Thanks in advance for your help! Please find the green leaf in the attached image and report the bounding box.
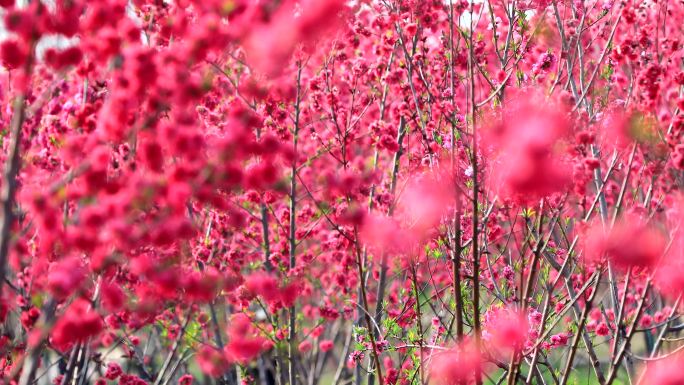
[184,321,201,347]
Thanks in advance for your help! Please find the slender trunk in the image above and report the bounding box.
[288,63,303,385]
[468,3,482,384]
[0,94,26,300]
[560,272,602,385]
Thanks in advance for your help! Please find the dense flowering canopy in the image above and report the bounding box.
[0,0,683,385]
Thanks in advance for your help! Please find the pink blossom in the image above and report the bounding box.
[429,342,483,385]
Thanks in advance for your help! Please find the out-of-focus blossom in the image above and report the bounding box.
[584,213,666,269]
[429,342,483,385]
[485,95,572,202]
[483,306,530,353]
[638,351,684,385]
[51,299,103,351]
[243,0,347,76]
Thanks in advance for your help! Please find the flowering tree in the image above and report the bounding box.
[0,0,683,384]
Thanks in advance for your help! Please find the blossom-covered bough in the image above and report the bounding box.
[0,0,683,384]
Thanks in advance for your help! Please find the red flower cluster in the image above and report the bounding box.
[51,299,103,351]
[0,0,682,384]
